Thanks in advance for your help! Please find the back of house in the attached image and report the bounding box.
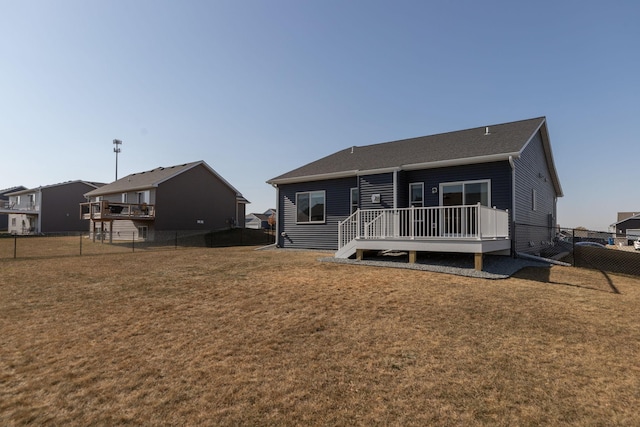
[82,160,249,241]
[268,117,562,258]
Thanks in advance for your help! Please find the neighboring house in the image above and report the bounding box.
[81,160,249,241]
[0,186,27,231]
[245,209,277,229]
[1,181,104,235]
[267,117,563,268]
[610,212,640,243]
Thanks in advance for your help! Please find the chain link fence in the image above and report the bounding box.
[514,222,640,276]
[0,228,276,260]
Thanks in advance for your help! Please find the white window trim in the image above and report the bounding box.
[137,190,150,204]
[122,193,128,203]
[409,182,424,207]
[295,190,326,224]
[439,179,491,206]
[350,187,358,214]
[137,225,148,239]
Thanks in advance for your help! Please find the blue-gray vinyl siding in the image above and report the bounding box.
[359,173,394,210]
[277,177,357,250]
[403,162,512,211]
[276,163,515,250]
[513,130,559,254]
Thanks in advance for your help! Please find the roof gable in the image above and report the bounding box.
[84,160,247,201]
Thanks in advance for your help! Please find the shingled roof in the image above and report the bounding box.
[85,160,248,202]
[268,117,562,196]
[6,181,104,195]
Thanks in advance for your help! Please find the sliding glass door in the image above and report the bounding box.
[440,180,490,236]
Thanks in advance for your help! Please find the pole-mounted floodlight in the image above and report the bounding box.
[113,139,122,180]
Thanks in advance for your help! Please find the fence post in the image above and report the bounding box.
[175,231,178,249]
[132,231,135,252]
[79,232,83,256]
[572,228,575,267]
[14,234,17,259]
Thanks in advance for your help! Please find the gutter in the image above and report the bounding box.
[268,153,520,186]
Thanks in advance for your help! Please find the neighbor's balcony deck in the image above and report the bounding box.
[80,201,156,221]
[337,204,510,259]
[0,200,39,215]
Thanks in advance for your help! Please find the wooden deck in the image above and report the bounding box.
[337,205,511,270]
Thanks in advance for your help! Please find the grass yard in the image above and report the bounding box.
[1,246,639,425]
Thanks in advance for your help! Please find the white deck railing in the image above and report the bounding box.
[338,204,509,249]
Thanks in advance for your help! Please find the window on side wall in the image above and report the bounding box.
[296,191,325,223]
[350,187,359,214]
[532,189,537,211]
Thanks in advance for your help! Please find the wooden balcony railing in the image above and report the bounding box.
[80,201,155,220]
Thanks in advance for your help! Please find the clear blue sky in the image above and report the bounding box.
[1,0,638,230]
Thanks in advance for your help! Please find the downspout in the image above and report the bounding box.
[393,169,398,210]
[37,188,42,233]
[509,156,516,221]
[509,156,516,256]
[271,184,280,247]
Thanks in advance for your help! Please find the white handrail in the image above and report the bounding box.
[338,205,509,249]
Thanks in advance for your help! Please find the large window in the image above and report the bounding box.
[409,183,424,207]
[296,191,325,223]
[440,180,490,207]
[350,188,359,214]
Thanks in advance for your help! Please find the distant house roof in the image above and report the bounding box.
[268,117,562,197]
[0,186,27,197]
[247,213,270,221]
[6,181,104,196]
[85,160,249,203]
[611,212,640,227]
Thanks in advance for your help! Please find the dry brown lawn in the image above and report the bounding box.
[1,246,639,426]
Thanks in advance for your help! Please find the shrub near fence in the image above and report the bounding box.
[514,222,640,277]
[0,228,275,260]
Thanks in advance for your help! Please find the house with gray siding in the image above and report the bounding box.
[0,186,27,231]
[1,182,104,234]
[81,160,249,241]
[267,117,563,268]
[246,209,276,230]
[610,212,640,243]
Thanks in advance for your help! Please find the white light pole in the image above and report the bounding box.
[113,139,122,180]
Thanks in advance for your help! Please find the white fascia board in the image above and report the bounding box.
[84,185,156,198]
[356,167,402,176]
[267,170,359,185]
[401,153,520,171]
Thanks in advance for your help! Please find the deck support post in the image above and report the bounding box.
[474,253,483,271]
[409,251,417,263]
[356,249,364,261]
